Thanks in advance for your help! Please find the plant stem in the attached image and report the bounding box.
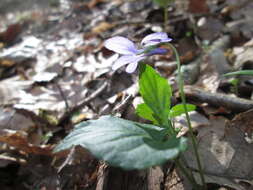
[164,7,168,31]
[168,43,206,189]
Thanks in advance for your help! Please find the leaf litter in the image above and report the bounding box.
[0,0,253,189]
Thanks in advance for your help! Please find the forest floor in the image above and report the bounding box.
[0,0,253,189]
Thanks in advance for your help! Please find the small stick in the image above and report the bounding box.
[57,147,75,173]
[55,83,70,112]
[184,86,253,112]
[96,163,109,190]
[58,81,108,125]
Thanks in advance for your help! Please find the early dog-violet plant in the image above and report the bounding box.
[54,33,205,188]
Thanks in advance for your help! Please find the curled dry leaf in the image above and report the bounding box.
[0,129,53,156]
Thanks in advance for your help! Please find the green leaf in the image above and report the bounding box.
[136,103,158,124]
[54,116,187,170]
[152,0,173,8]
[169,104,196,118]
[139,64,172,125]
[224,70,253,76]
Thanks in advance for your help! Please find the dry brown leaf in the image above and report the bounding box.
[174,111,210,137]
[0,129,53,155]
[91,22,115,34]
[0,107,35,131]
[0,23,22,45]
[188,0,209,13]
[0,154,26,167]
[88,0,107,9]
[195,36,231,92]
[164,168,192,190]
[0,59,16,67]
[184,113,253,188]
[230,109,253,143]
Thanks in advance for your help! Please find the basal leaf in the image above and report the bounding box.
[169,104,196,118]
[136,103,159,124]
[139,64,172,125]
[54,116,187,170]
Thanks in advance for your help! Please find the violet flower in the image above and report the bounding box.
[104,32,172,73]
[141,32,172,47]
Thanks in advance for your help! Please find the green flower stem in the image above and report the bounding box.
[167,43,206,189]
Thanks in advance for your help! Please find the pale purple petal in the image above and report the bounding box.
[125,56,144,73]
[112,55,144,71]
[141,32,172,47]
[104,36,138,55]
[126,62,138,73]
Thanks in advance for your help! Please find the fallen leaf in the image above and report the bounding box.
[91,22,115,34]
[88,0,107,9]
[0,129,53,155]
[230,109,253,144]
[0,59,16,67]
[0,107,35,131]
[188,0,209,13]
[195,36,232,92]
[0,76,33,105]
[184,114,253,187]
[0,154,26,167]
[173,111,210,136]
[0,23,22,45]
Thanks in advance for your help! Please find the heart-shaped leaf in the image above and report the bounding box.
[54,115,187,170]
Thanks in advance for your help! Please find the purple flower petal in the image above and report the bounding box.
[145,48,168,56]
[126,61,138,73]
[141,32,172,47]
[112,55,144,71]
[104,36,138,55]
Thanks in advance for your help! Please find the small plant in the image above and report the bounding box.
[152,0,175,30]
[228,78,239,95]
[54,33,206,189]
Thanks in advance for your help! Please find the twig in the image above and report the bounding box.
[96,162,109,190]
[55,83,70,112]
[112,94,133,115]
[184,86,253,112]
[147,166,164,190]
[57,147,75,173]
[58,81,108,125]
